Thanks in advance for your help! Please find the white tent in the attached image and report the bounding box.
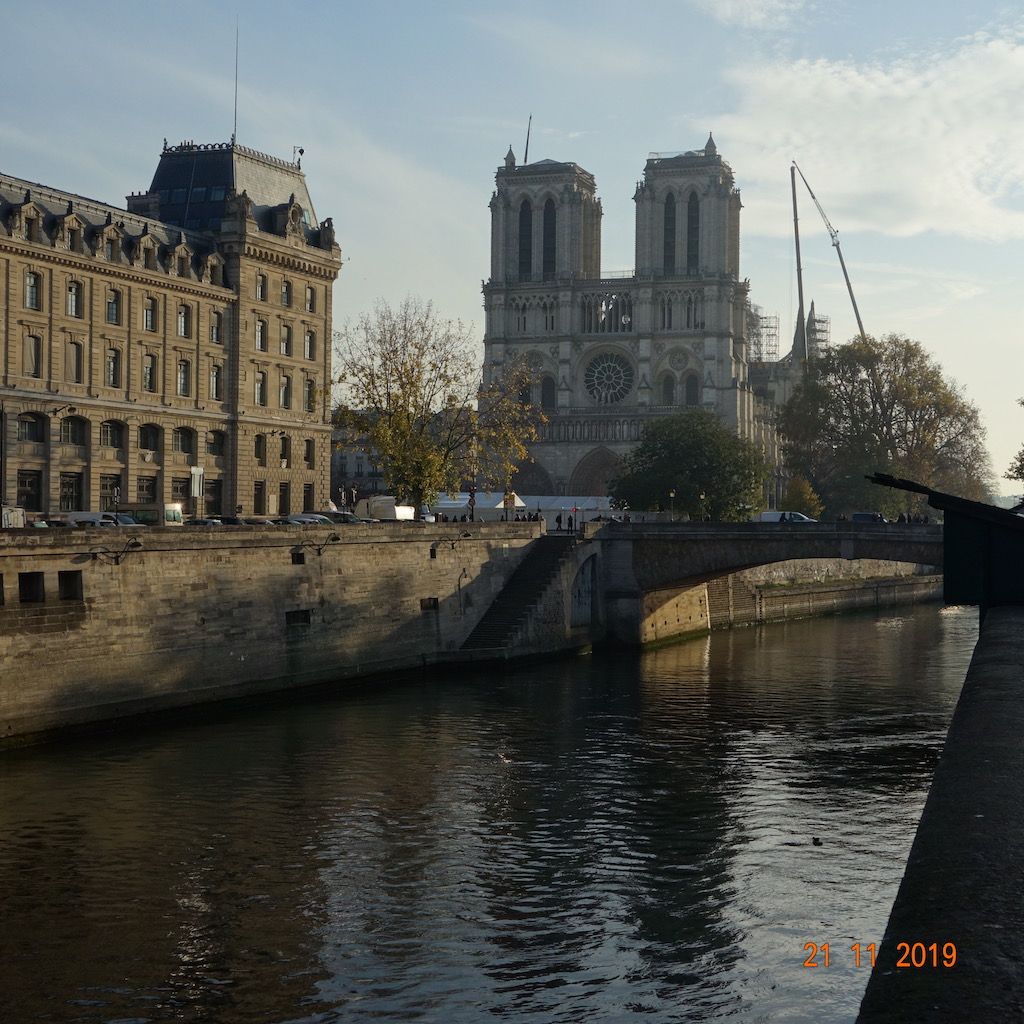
[429,491,527,522]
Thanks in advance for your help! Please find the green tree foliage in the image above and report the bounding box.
[333,297,544,513]
[1005,398,1024,483]
[610,409,769,521]
[777,334,991,519]
[781,475,824,520]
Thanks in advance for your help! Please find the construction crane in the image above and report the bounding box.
[792,161,867,343]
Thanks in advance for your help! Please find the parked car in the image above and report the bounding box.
[310,510,363,524]
[182,517,224,526]
[276,514,333,525]
[753,511,817,523]
[47,511,143,527]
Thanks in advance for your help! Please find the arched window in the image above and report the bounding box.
[176,359,191,396]
[684,372,700,405]
[139,423,161,450]
[105,348,122,388]
[664,192,676,274]
[67,281,83,318]
[541,376,557,409]
[17,413,44,442]
[24,335,41,378]
[66,340,83,383]
[662,374,675,405]
[542,198,556,280]
[60,416,86,445]
[25,271,41,310]
[686,193,700,274]
[106,289,122,325]
[660,296,673,330]
[206,430,226,456]
[177,304,191,338]
[100,420,125,448]
[254,433,267,464]
[518,199,533,281]
[142,354,157,392]
[171,427,194,454]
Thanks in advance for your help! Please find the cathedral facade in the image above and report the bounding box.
[0,140,341,517]
[482,136,776,497]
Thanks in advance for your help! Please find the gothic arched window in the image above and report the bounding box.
[686,192,700,274]
[684,372,700,405]
[518,199,533,281]
[664,192,676,274]
[542,199,556,280]
[662,374,675,406]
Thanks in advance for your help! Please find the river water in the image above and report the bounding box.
[1,604,976,1024]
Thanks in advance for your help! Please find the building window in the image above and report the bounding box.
[256,273,267,301]
[662,374,675,405]
[143,246,157,271]
[540,378,556,409]
[59,471,83,511]
[542,198,556,280]
[254,433,267,465]
[684,372,700,405]
[171,477,189,502]
[67,227,82,254]
[171,427,194,454]
[18,469,43,511]
[19,572,45,604]
[210,363,223,400]
[304,330,316,360]
[177,305,191,338]
[279,374,292,409]
[58,570,84,602]
[280,324,292,356]
[255,318,267,351]
[177,360,191,396]
[253,479,266,514]
[210,311,222,344]
[100,473,122,510]
[142,354,157,392]
[304,438,315,467]
[24,335,41,379]
[144,297,157,331]
[106,289,122,325]
[100,420,124,448]
[177,254,188,278]
[686,192,700,274]
[279,435,291,464]
[255,371,267,406]
[281,280,292,306]
[664,192,676,275]
[278,482,291,516]
[67,281,83,318]
[66,340,83,383]
[139,423,161,451]
[106,348,122,388]
[206,430,226,456]
[105,236,118,262]
[304,378,316,412]
[60,417,86,446]
[518,200,532,281]
[25,271,41,310]
[137,475,157,503]
[17,414,43,442]
[305,286,316,313]
[24,215,38,243]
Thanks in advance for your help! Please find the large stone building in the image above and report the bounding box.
[482,135,780,497]
[0,139,341,517]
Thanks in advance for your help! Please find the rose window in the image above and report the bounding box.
[584,352,634,404]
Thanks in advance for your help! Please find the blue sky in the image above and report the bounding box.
[5,0,1024,491]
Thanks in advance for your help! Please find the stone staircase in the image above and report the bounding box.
[460,534,577,651]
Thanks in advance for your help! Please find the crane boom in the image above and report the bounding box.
[792,162,867,342]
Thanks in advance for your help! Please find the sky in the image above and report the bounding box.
[4,0,1024,493]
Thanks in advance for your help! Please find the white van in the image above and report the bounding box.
[115,502,184,526]
[754,511,817,523]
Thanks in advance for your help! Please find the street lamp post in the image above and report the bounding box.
[669,489,675,521]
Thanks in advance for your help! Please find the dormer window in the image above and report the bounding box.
[68,228,81,253]
[105,236,118,261]
[143,246,156,271]
[25,215,38,243]
[177,255,188,278]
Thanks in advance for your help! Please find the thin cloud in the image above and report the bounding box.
[686,0,810,30]
[715,24,1024,242]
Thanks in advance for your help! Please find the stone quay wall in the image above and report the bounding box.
[0,522,539,743]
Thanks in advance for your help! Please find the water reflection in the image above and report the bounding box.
[0,605,975,1023]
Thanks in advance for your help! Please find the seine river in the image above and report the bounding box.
[1,604,976,1023]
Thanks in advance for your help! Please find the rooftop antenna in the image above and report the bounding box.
[523,114,532,165]
[231,16,239,145]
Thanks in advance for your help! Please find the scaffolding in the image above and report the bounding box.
[750,313,780,363]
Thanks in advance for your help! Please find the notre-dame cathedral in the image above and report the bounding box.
[482,135,789,498]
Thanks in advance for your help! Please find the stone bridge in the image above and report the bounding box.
[574,521,943,645]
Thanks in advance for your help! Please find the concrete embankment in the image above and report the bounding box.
[857,605,1024,1022]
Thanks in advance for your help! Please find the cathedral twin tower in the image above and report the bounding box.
[482,134,770,497]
